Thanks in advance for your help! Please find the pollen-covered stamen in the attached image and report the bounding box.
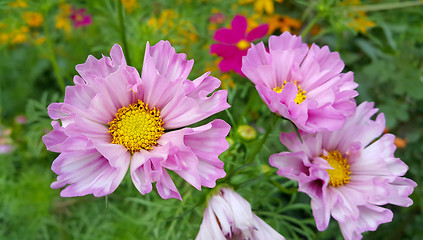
[320,150,351,187]
[273,80,307,104]
[236,39,250,50]
[108,100,164,154]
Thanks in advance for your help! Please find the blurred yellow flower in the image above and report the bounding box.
[0,33,9,44]
[348,12,375,34]
[11,27,28,44]
[8,0,27,8]
[35,36,46,45]
[56,15,71,33]
[341,0,376,34]
[23,12,44,27]
[246,13,266,31]
[239,0,283,15]
[55,3,72,33]
[220,74,235,89]
[121,0,138,13]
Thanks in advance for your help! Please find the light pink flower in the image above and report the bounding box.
[210,15,268,76]
[242,32,358,133]
[43,41,231,200]
[269,102,416,240]
[196,188,285,240]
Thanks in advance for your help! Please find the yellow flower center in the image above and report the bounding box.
[236,39,250,50]
[320,150,351,187]
[108,100,164,153]
[75,14,83,22]
[273,80,307,104]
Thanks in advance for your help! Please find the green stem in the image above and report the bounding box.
[225,109,237,130]
[117,0,131,66]
[301,15,320,38]
[44,17,65,92]
[347,1,423,12]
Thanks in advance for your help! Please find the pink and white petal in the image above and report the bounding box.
[269,151,309,181]
[42,121,68,153]
[130,147,170,195]
[75,44,126,82]
[300,44,345,90]
[372,177,416,207]
[268,32,308,58]
[47,102,68,120]
[168,148,202,190]
[144,41,194,82]
[64,115,110,142]
[208,196,234,236]
[160,79,229,128]
[306,105,346,132]
[242,42,271,85]
[51,149,129,197]
[196,206,227,240]
[351,134,407,177]
[339,204,393,240]
[60,135,94,152]
[246,24,269,42]
[184,120,230,187]
[93,141,131,170]
[310,197,331,231]
[64,76,96,110]
[270,49,303,87]
[252,214,285,240]
[279,132,305,152]
[156,169,182,200]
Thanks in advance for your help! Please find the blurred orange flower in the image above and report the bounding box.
[23,12,44,27]
[267,14,301,34]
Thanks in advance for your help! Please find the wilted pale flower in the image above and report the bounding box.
[242,32,358,133]
[211,15,268,76]
[196,188,285,240]
[269,102,416,240]
[43,41,231,200]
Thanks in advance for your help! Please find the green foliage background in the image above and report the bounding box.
[0,0,422,239]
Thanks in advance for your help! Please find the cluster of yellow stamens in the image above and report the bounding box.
[236,39,250,50]
[108,100,164,154]
[320,150,351,187]
[273,80,307,104]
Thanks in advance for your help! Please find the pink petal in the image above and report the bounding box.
[51,149,129,197]
[144,41,194,82]
[246,24,268,42]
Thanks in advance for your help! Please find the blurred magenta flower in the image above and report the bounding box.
[242,32,358,133]
[196,188,285,240]
[70,7,92,28]
[209,12,225,24]
[269,102,416,240]
[43,42,231,200]
[211,15,268,76]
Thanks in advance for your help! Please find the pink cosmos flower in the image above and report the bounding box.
[269,102,416,240]
[210,15,268,76]
[43,41,231,200]
[70,7,92,28]
[242,32,358,133]
[196,188,285,240]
